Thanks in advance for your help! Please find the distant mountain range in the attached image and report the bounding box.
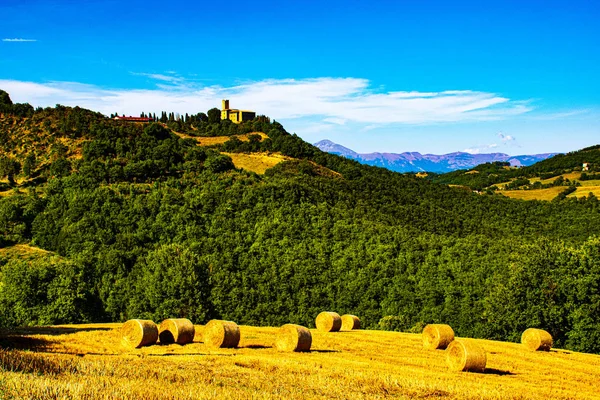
[314,140,557,173]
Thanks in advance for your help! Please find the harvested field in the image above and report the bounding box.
[223,152,292,174]
[1,323,599,399]
[500,187,565,201]
[569,185,600,198]
[178,132,269,146]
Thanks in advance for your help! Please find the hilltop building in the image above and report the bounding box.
[221,100,256,123]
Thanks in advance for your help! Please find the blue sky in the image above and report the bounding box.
[1,0,598,155]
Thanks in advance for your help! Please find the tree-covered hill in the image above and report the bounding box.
[1,90,600,354]
[429,145,600,191]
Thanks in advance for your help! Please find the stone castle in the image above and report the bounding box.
[221,100,256,124]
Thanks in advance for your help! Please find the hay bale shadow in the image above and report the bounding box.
[310,349,341,353]
[146,353,211,357]
[243,344,272,349]
[0,335,53,351]
[9,326,112,336]
[483,368,516,376]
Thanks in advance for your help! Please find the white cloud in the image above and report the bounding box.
[498,132,515,142]
[2,38,37,42]
[323,117,347,125]
[0,77,533,126]
[465,131,522,154]
[464,143,499,154]
[498,132,521,148]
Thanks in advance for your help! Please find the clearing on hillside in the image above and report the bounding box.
[568,185,600,198]
[0,323,599,399]
[176,132,269,146]
[223,152,292,174]
[0,244,53,261]
[500,187,566,201]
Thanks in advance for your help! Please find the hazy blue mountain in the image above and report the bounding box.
[314,140,556,173]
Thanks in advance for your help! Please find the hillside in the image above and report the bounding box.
[314,139,555,173]
[2,89,600,358]
[429,145,600,197]
[1,322,599,399]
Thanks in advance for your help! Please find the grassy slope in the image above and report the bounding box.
[223,152,293,175]
[1,323,599,399]
[174,131,269,146]
[430,146,600,201]
[0,244,55,265]
[500,172,600,200]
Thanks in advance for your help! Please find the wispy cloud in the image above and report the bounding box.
[2,38,37,42]
[131,72,184,84]
[0,77,534,126]
[530,109,592,120]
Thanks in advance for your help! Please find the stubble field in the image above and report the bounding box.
[1,323,599,399]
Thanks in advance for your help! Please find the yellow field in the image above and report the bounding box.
[500,187,566,201]
[532,172,581,186]
[492,181,512,189]
[177,132,269,147]
[579,179,600,187]
[1,323,599,399]
[501,184,600,201]
[569,186,600,198]
[497,172,600,200]
[223,152,292,174]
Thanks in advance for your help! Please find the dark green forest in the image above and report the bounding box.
[1,89,600,354]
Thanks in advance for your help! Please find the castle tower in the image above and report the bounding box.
[222,99,230,110]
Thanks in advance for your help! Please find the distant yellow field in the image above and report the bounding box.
[500,187,566,201]
[578,179,600,187]
[223,152,292,174]
[535,172,581,185]
[569,186,600,198]
[496,171,600,201]
[0,323,598,399]
[501,185,600,201]
[493,181,512,189]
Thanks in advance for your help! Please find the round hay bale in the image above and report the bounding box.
[315,312,342,332]
[341,314,361,331]
[422,324,455,350]
[158,318,195,345]
[521,328,553,351]
[275,324,312,352]
[121,319,158,348]
[446,340,487,372]
[203,320,240,349]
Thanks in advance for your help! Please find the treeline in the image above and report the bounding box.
[0,90,34,118]
[1,97,600,355]
[110,106,271,139]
